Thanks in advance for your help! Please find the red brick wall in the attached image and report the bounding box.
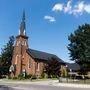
[12,36,28,77]
[12,35,45,77]
[12,35,65,78]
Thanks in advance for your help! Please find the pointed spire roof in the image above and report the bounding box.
[19,10,26,36]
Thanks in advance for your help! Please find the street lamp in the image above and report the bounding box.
[65,65,68,83]
[70,69,72,79]
[22,69,26,78]
[9,64,16,77]
[9,65,15,73]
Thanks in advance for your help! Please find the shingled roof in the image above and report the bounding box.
[67,63,80,71]
[27,48,65,64]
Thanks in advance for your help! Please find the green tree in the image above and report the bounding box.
[0,36,14,75]
[45,57,61,78]
[68,24,90,73]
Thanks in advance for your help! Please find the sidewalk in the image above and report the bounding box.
[52,81,90,88]
[0,79,90,88]
[30,80,90,88]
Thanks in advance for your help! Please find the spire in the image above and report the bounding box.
[19,10,26,36]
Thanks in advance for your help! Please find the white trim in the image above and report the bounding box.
[19,29,20,35]
[22,41,24,45]
[22,55,24,59]
[28,59,29,69]
[16,41,18,46]
[25,41,26,46]
[24,29,26,35]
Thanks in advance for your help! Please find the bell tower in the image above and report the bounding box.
[12,11,28,76]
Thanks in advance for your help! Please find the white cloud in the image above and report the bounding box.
[64,0,72,14]
[72,1,85,16]
[52,0,90,16]
[52,3,64,12]
[44,15,56,22]
[84,4,90,13]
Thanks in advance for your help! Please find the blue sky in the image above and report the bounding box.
[0,0,90,62]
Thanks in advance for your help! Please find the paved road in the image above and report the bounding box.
[0,82,90,90]
[0,84,13,90]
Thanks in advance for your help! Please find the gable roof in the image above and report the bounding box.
[67,63,80,71]
[27,48,65,64]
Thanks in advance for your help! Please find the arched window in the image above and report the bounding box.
[22,41,24,45]
[15,55,18,64]
[16,41,18,46]
[16,41,20,46]
[25,41,27,46]
[36,62,39,71]
[28,58,31,68]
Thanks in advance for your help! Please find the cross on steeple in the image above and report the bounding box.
[19,10,26,36]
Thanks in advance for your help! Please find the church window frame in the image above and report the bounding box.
[15,55,18,64]
[25,41,27,46]
[36,62,40,71]
[16,41,18,46]
[22,41,24,46]
[16,41,20,46]
[28,58,31,68]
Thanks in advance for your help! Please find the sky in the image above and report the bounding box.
[0,0,90,63]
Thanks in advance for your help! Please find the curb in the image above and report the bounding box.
[52,82,90,88]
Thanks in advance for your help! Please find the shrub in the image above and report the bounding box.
[52,75,57,78]
[40,72,45,79]
[31,75,36,80]
[25,74,32,79]
[13,77,18,80]
[18,73,25,80]
[8,76,12,79]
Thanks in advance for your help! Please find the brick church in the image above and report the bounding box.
[10,12,65,77]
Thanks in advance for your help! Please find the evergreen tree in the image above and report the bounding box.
[68,24,90,72]
[0,36,14,75]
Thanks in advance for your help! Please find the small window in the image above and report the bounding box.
[22,41,24,45]
[16,41,18,46]
[16,41,20,46]
[36,62,39,71]
[15,55,18,64]
[18,41,20,44]
[25,41,27,46]
[28,58,31,68]
[22,55,24,59]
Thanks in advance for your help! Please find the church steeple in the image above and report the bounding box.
[19,11,26,36]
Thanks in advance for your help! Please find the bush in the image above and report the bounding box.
[25,74,32,79]
[13,77,18,80]
[52,75,57,78]
[18,73,25,80]
[40,72,45,79]
[8,76,12,79]
[31,75,36,80]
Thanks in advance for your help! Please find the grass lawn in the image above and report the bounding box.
[65,79,90,84]
[0,77,58,82]
[58,78,90,84]
[1,77,90,84]
[72,79,90,84]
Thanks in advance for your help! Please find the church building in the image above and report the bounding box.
[10,12,65,77]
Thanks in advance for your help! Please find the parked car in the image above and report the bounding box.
[75,75,83,80]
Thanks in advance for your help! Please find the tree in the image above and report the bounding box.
[0,36,14,75]
[45,57,61,78]
[68,24,90,72]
